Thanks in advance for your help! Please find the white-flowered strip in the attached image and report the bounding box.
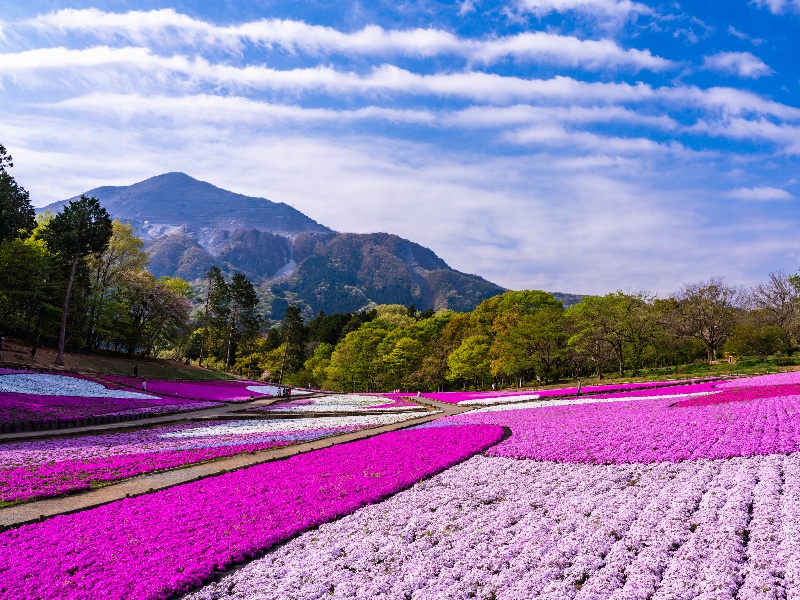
[162,412,431,438]
[267,393,425,412]
[467,392,719,413]
[0,373,160,399]
[780,453,800,595]
[457,394,541,406]
[652,458,756,600]
[186,453,800,600]
[738,454,783,600]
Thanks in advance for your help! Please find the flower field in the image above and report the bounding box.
[99,376,285,402]
[402,378,718,405]
[256,394,424,413]
[5,371,800,599]
[0,370,219,428]
[0,424,503,600]
[0,413,422,502]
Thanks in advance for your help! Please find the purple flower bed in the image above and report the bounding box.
[0,424,503,600]
[186,453,799,600]
[447,386,800,464]
[0,369,221,427]
[101,377,276,402]
[399,378,718,404]
[0,414,418,502]
[0,394,219,427]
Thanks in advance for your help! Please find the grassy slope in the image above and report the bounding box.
[0,339,232,381]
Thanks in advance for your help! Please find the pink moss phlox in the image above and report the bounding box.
[448,388,800,464]
[0,424,504,600]
[102,377,273,402]
[398,378,717,404]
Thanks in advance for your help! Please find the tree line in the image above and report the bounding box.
[2,143,799,389]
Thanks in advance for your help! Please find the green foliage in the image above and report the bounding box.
[447,335,492,388]
[0,144,35,243]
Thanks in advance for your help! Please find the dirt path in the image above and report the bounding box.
[0,399,471,529]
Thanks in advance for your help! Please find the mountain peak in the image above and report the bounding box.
[41,173,332,237]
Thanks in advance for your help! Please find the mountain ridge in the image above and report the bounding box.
[42,173,509,318]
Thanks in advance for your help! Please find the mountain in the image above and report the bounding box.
[42,173,507,319]
[41,172,331,241]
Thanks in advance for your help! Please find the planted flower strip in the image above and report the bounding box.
[188,453,800,600]
[259,394,424,413]
[449,385,800,463]
[400,378,717,404]
[0,413,420,502]
[0,370,220,427]
[101,377,280,402]
[0,424,504,600]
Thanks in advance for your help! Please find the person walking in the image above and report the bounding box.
[30,345,36,362]
[141,380,147,393]
[133,365,139,378]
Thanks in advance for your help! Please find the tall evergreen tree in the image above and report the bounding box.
[0,144,35,242]
[42,195,112,365]
[226,273,262,369]
[279,305,307,382]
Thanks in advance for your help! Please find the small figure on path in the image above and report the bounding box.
[141,380,147,393]
[29,345,36,362]
[491,382,496,391]
[577,379,582,396]
[133,365,138,378]
[0,332,4,359]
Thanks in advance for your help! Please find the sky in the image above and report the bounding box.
[2,0,800,296]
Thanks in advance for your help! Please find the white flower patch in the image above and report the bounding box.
[161,412,427,438]
[468,391,719,413]
[0,373,160,399]
[269,394,423,413]
[458,394,541,406]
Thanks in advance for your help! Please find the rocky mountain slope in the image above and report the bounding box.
[42,173,507,319]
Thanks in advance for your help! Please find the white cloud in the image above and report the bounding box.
[514,0,653,18]
[752,0,800,14]
[0,47,658,104]
[727,186,793,201]
[22,9,671,71]
[49,93,438,125]
[703,51,773,79]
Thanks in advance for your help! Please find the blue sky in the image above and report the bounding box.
[2,0,800,295]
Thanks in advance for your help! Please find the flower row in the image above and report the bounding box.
[0,413,423,502]
[447,382,800,463]
[258,394,424,413]
[0,424,504,599]
[186,452,800,600]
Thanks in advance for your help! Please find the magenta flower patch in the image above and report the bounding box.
[448,387,800,464]
[101,377,276,402]
[0,424,503,600]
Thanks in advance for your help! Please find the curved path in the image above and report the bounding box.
[0,397,470,529]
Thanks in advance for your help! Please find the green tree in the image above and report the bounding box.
[278,305,307,382]
[447,335,491,389]
[0,235,59,337]
[492,306,567,383]
[118,272,192,357]
[326,326,387,391]
[674,278,743,362]
[0,144,35,243]
[84,220,149,349]
[42,195,112,365]
[198,266,230,365]
[225,273,262,369]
